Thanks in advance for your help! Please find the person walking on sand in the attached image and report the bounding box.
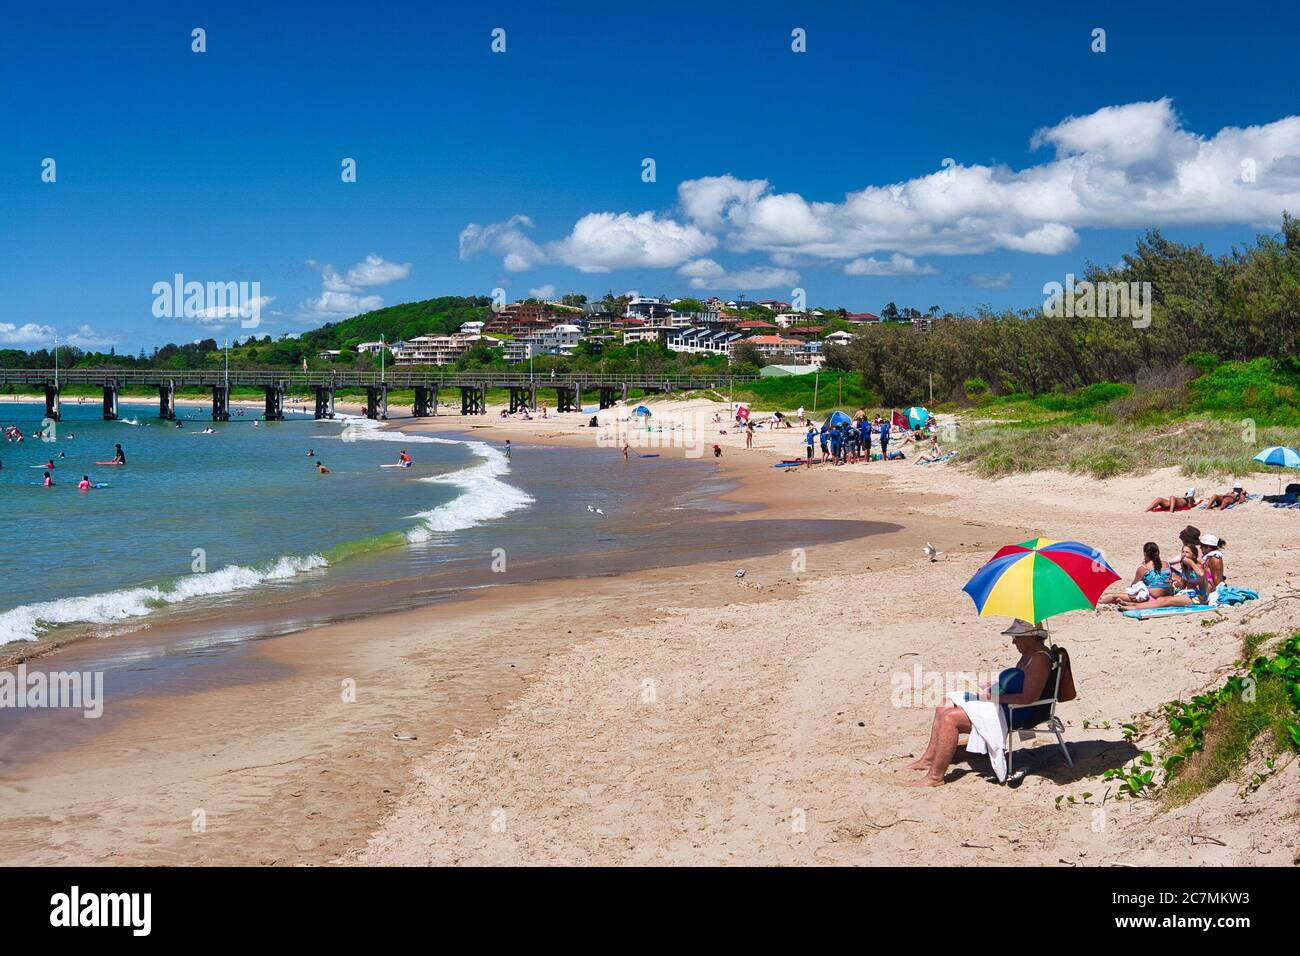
[805,425,816,461]
[622,438,629,460]
[504,440,511,460]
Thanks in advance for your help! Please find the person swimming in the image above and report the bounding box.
[78,475,91,490]
[316,460,330,474]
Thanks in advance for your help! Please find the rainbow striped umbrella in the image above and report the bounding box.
[962,538,1119,623]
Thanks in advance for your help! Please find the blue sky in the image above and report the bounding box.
[3,1,1299,351]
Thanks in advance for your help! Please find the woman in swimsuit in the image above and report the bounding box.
[1147,487,1196,512]
[1100,542,1174,604]
[1206,484,1246,510]
[907,619,1054,787]
[1132,543,1207,609]
[1198,534,1226,595]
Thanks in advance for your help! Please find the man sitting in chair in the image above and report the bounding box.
[907,619,1053,787]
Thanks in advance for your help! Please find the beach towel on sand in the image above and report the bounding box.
[1122,587,1258,619]
[948,691,1009,782]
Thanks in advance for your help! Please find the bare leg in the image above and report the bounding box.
[906,703,955,768]
[910,706,972,786]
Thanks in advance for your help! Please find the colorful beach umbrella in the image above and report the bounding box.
[904,405,931,428]
[962,538,1119,623]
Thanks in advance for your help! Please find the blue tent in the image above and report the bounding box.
[633,405,653,416]
[826,410,852,427]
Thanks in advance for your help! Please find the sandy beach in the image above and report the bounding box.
[1,398,1296,866]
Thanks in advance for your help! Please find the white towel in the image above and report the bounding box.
[948,691,1010,782]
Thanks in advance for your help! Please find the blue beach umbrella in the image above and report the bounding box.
[1253,445,1300,468]
[633,405,653,416]
[825,410,852,427]
[1254,445,1300,492]
[904,405,931,428]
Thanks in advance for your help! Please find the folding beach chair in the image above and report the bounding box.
[1002,645,1073,781]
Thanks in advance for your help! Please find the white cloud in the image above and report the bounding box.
[458,100,1300,280]
[550,212,716,273]
[65,324,118,348]
[843,253,936,276]
[346,254,411,287]
[0,322,55,345]
[301,255,404,319]
[677,258,799,291]
[184,295,277,328]
[458,215,545,272]
[528,283,557,299]
[677,175,772,232]
[688,100,1300,259]
[0,322,116,348]
[968,272,1014,289]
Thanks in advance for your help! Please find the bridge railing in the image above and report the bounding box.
[0,368,759,390]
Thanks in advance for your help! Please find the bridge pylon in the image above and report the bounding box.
[212,384,231,422]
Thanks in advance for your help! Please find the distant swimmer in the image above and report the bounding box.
[201,427,216,435]
[42,460,54,469]
[316,460,330,474]
[113,443,126,464]
[58,451,66,459]
[42,470,53,487]
[78,475,91,490]
[503,440,511,461]
[307,449,315,456]
[176,420,184,428]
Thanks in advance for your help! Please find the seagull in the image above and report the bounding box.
[595,508,604,515]
[735,569,746,579]
[923,542,942,562]
[587,505,595,512]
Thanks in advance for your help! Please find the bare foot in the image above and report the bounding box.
[904,758,931,770]
[908,775,945,787]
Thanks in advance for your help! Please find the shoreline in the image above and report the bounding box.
[1,398,1296,865]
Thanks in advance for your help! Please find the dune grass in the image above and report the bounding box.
[1160,633,1300,807]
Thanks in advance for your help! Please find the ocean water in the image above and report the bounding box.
[0,400,528,644]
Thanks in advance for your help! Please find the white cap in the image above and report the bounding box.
[1199,533,1220,547]
[1232,482,1242,490]
[1185,487,1196,498]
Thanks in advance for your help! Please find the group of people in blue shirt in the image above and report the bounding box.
[804,415,901,464]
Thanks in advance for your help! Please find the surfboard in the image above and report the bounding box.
[95,461,124,465]
[380,463,411,469]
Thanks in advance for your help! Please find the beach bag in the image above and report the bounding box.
[1054,645,1077,702]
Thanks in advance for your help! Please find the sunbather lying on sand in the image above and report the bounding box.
[1147,487,1198,512]
[1206,483,1247,509]
[906,620,1053,787]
